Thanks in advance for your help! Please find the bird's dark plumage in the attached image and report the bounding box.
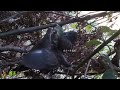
[53,50,71,67]
[31,28,54,50]
[12,25,77,74]
[21,49,59,71]
[57,31,77,52]
[64,31,77,45]
[17,28,60,73]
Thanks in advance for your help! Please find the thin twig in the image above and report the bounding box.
[54,71,98,76]
[0,11,32,24]
[44,11,73,18]
[0,46,28,53]
[84,59,92,79]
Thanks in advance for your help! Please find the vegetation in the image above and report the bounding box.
[0,11,120,79]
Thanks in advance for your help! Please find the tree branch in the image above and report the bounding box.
[72,29,120,79]
[44,11,73,18]
[54,71,97,76]
[84,59,91,79]
[0,46,28,53]
[0,11,32,24]
[0,11,117,38]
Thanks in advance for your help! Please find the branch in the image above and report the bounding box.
[0,46,28,53]
[72,29,120,79]
[54,71,97,76]
[44,11,73,18]
[0,11,32,24]
[84,59,91,79]
[0,11,117,38]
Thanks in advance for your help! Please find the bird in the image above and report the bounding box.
[11,28,60,74]
[53,50,71,67]
[31,27,56,50]
[21,28,60,72]
[11,25,77,75]
[21,49,59,72]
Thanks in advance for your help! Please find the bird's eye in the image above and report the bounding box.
[53,30,57,34]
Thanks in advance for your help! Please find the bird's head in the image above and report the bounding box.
[54,24,64,37]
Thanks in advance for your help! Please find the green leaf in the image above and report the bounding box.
[12,71,16,76]
[8,71,13,77]
[107,30,117,36]
[102,69,116,79]
[94,74,103,79]
[98,26,111,33]
[86,39,101,47]
[8,71,16,77]
[98,26,117,36]
[85,25,92,32]
[71,23,78,29]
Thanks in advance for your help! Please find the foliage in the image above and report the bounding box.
[0,11,119,79]
[71,23,78,29]
[102,69,116,79]
[85,25,92,32]
[8,71,16,77]
[86,39,101,47]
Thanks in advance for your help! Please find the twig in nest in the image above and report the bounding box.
[0,46,28,53]
[84,59,92,79]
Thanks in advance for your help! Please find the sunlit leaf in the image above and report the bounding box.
[99,26,117,36]
[9,71,16,77]
[9,71,13,77]
[71,23,78,29]
[95,74,103,79]
[107,30,117,36]
[98,26,111,33]
[85,25,92,32]
[86,39,101,47]
[102,69,116,79]
[12,71,16,76]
